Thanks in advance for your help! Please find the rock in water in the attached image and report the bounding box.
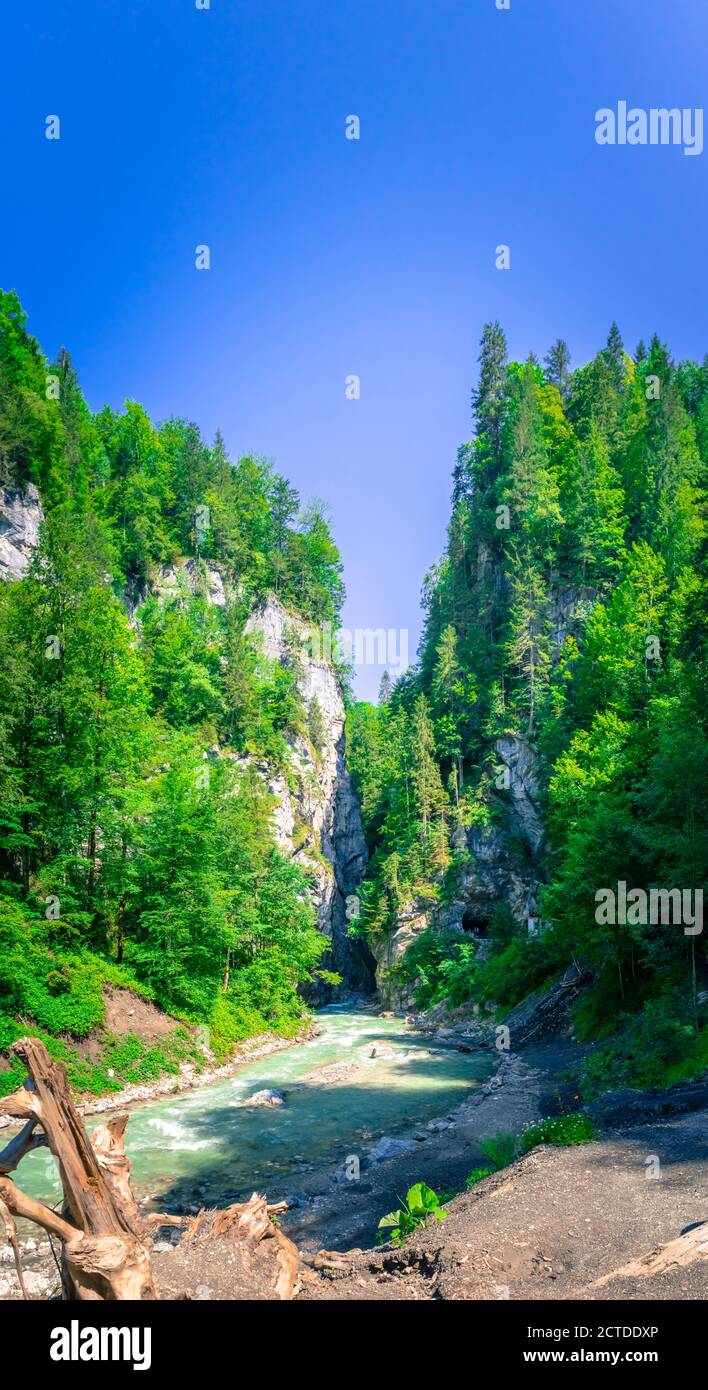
[245,1088,286,1108]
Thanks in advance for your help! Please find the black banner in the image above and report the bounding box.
[5,1298,701,1376]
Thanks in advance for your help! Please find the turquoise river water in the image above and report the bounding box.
[17,1008,492,1211]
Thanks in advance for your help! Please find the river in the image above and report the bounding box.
[17,1007,492,1213]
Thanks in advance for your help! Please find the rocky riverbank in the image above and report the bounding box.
[2,1010,706,1301]
[0,1021,319,1136]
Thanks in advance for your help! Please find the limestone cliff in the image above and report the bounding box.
[0,496,373,995]
[0,483,43,581]
[244,596,373,995]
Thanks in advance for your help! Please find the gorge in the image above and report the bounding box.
[0,296,707,1303]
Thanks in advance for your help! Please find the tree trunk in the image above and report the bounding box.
[0,1038,157,1300]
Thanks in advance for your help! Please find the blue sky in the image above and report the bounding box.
[2,0,707,698]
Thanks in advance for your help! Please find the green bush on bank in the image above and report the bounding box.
[581,993,708,1095]
[390,923,562,1013]
[519,1113,596,1151]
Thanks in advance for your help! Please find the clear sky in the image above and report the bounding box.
[2,0,706,698]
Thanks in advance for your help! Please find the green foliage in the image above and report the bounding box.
[389,929,478,1009]
[474,935,562,1011]
[464,1166,496,1189]
[377,1181,446,1247]
[519,1114,596,1152]
[464,1131,517,1188]
[464,1130,518,1188]
[480,1130,517,1169]
[348,320,707,1082]
[581,994,708,1095]
[0,294,347,1093]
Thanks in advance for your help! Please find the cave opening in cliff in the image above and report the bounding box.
[461,908,489,938]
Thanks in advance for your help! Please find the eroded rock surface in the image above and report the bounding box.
[0,483,43,581]
[245,596,373,994]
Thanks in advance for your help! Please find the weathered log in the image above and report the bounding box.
[592,1220,708,1287]
[0,1038,157,1301]
[91,1115,144,1238]
[163,1193,301,1301]
[0,1119,46,1174]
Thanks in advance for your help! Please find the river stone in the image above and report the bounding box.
[245,1088,285,1107]
[369,1136,415,1162]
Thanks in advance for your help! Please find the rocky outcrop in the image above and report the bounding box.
[245,597,373,995]
[123,558,230,617]
[374,905,430,1009]
[549,584,598,653]
[494,733,544,856]
[372,733,546,1007]
[502,961,591,1046]
[154,558,228,608]
[447,734,545,930]
[0,483,43,581]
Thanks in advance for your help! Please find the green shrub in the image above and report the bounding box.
[473,935,563,1011]
[581,992,708,1094]
[390,929,478,1009]
[520,1113,596,1152]
[377,1182,446,1247]
[464,1166,495,1189]
[480,1130,517,1169]
[463,1130,517,1189]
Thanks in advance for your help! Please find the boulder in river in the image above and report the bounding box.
[245,1088,286,1108]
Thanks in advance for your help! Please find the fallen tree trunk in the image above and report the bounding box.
[0,1037,157,1300]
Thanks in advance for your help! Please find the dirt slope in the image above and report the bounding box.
[296,1109,708,1300]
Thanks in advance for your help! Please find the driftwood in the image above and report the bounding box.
[169,1193,301,1301]
[0,1037,156,1300]
[0,1037,302,1302]
[592,1220,708,1287]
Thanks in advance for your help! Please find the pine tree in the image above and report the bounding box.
[559,426,627,586]
[411,694,447,845]
[472,321,508,460]
[604,321,626,387]
[378,670,393,705]
[544,338,572,401]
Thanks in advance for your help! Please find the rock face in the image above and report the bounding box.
[0,485,372,994]
[372,734,546,1008]
[153,558,228,609]
[123,558,229,617]
[245,597,374,996]
[375,905,430,1009]
[503,961,591,1046]
[549,584,598,654]
[0,483,43,581]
